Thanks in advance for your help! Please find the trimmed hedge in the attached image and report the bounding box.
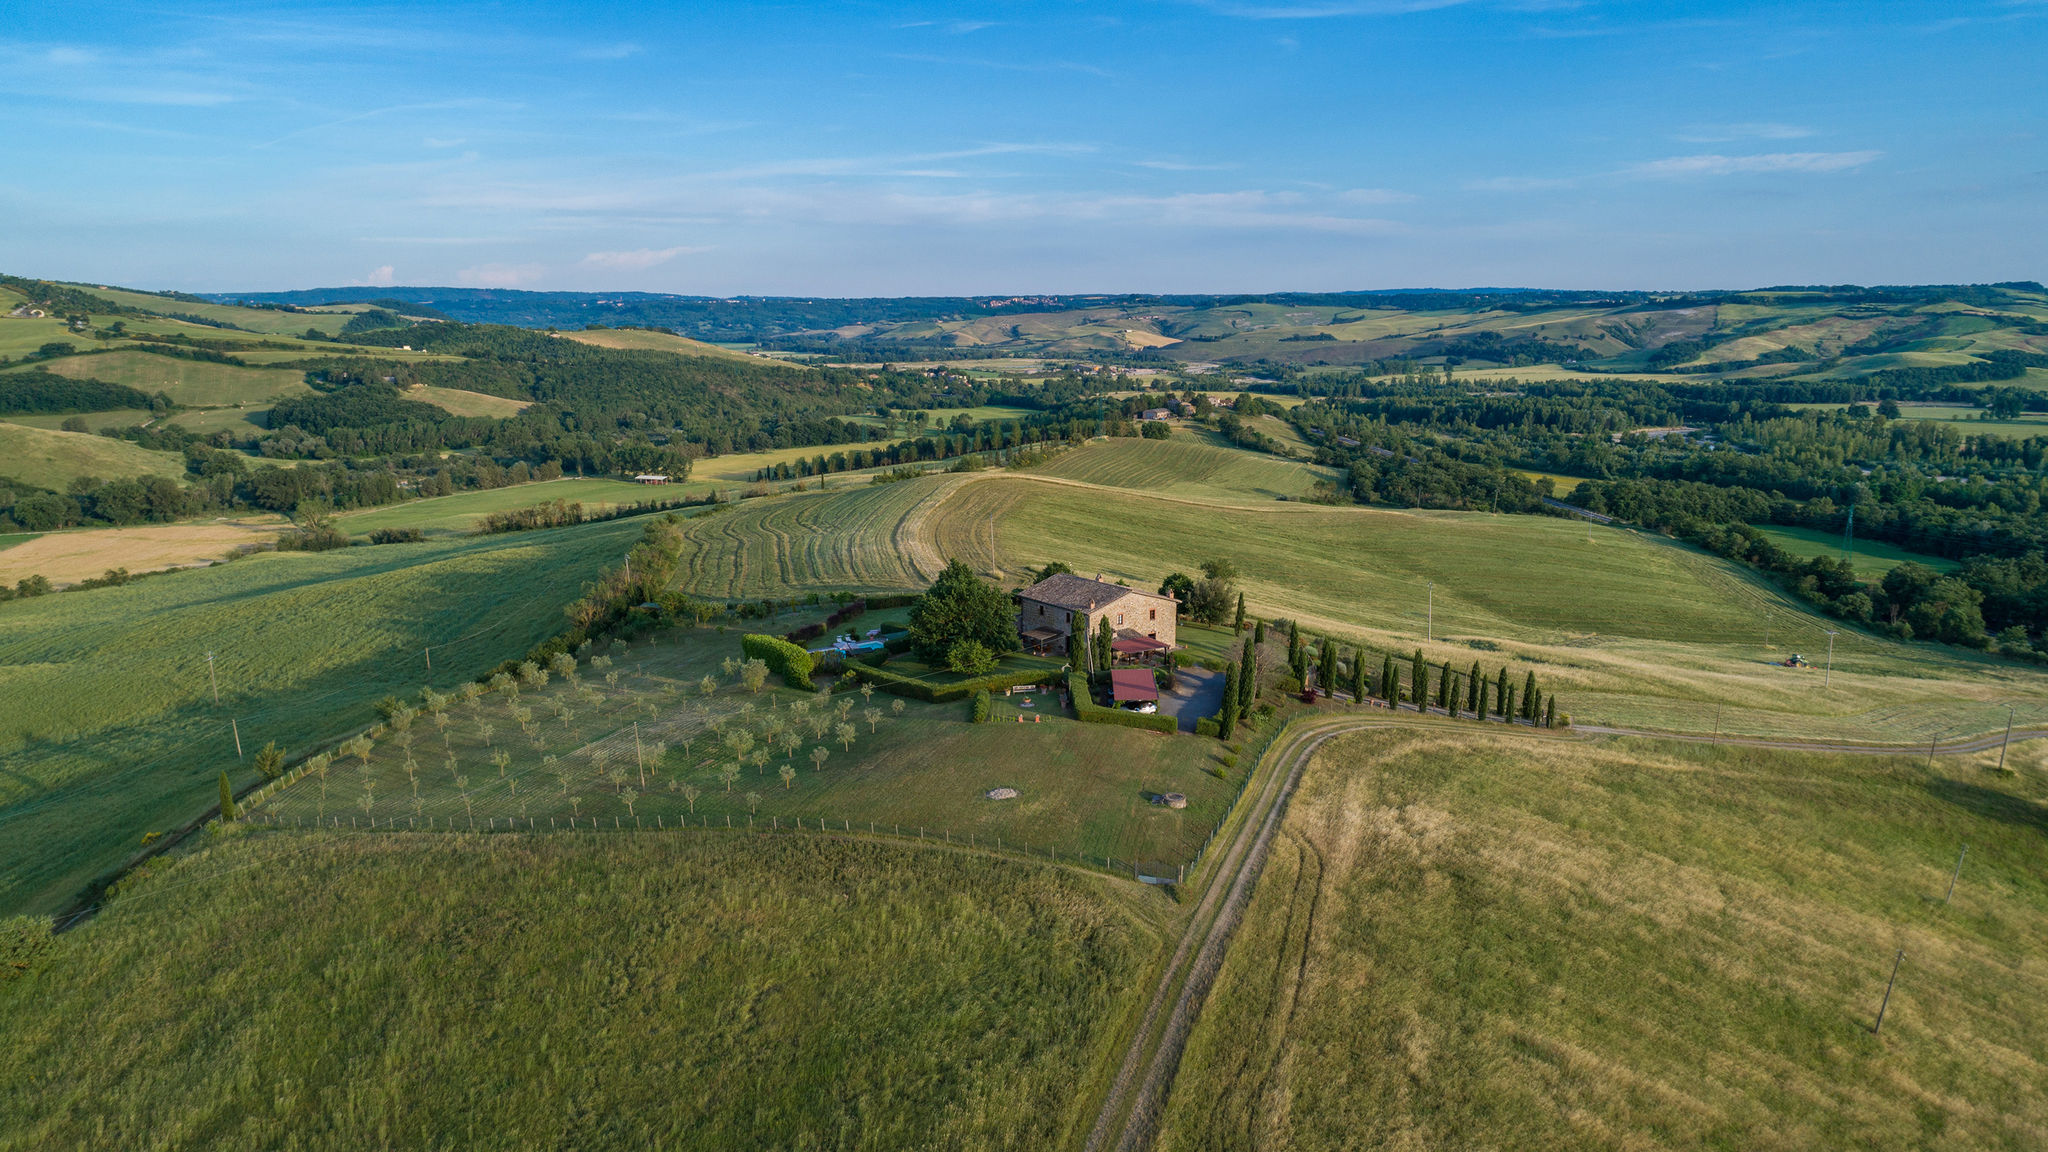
[1069,673,1177,734]
[742,633,816,689]
[848,661,1052,703]
[971,689,992,722]
[1195,716,1221,738]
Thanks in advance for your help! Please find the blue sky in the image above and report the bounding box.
[2,1,2043,295]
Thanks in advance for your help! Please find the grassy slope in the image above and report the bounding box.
[410,384,530,418]
[18,350,312,406]
[925,444,2048,742]
[556,327,789,366]
[1034,435,1334,503]
[335,478,686,537]
[0,517,644,916]
[0,422,184,490]
[253,620,1232,872]
[1159,727,2048,1151]
[56,284,360,336]
[1751,524,1961,580]
[0,832,1161,1150]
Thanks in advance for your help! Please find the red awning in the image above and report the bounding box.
[1110,634,1171,655]
[1110,669,1159,702]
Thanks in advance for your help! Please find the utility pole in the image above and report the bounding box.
[1824,630,1838,688]
[231,718,243,758]
[206,651,220,706]
[1426,582,1434,643]
[1997,705,2015,773]
[1944,844,1968,905]
[1873,949,1905,1036]
[424,646,432,672]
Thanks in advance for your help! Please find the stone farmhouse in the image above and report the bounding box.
[1016,573,1178,661]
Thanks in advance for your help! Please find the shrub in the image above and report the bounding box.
[1195,717,1221,738]
[368,527,425,545]
[971,689,992,723]
[742,633,816,690]
[1068,673,1177,733]
[849,661,1049,703]
[946,639,997,677]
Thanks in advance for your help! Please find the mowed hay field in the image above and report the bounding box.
[669,476,968,599]
[1033,435,1336,503]
[1159,727,2048,1151]
[0,832,1160,1150]
[1751,525,1961,580]
[410,384,529,418]
[23,351,313,406]
[903,444,2048,742]
[335,478,684,537]
[556,326,789,366]
[0,517,645,916]
[0,518,285,585]
[0,422,184,490]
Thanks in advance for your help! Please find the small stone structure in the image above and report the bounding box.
[985,787,1020,801]
[1159,792,1187,809]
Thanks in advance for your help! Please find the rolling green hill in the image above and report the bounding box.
[0,833,1159,1149]
[0,423,185,491]
[17,350,313,407]
[0,517,645,917]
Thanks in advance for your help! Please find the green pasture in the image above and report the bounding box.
[21,351,312,407]
[0,517,647,917]
[165,406,270,435]
[1031,434,1335,503]
[2,409,154,433]
[0,533,37,552]
[1162,727,2048,1150]
[335,478,688,537]
[1749,524,1960,580]
[0,422,184,491]
[56,284,362,336]
[253,626,1230,873]
[0,832,1161,1149]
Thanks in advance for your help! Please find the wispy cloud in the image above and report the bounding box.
[1626,150,1882,178]
[1676,122,1815,143]
[1136,158,1237,171]
[457,262,545,287]
[363,265,396,286]
[1192,0,1474,18]
[1463,175,1575,192]
[581,246,708,270]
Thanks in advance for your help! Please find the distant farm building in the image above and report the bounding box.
[633,474,671,485]
[1139,408,1172,421]
[1016,572,1178,660]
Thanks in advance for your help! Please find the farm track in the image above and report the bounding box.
[1082,710,2048,1152]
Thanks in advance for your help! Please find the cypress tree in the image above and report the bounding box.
[1254,619,1266,645]
[1438,661,1453,710]
[1467,661,1481,716]
[1350,647,1367,703]
[1381,653,1396,703]
[219,770,237,823]
[1238,638,1257,711]
[1523,671,1538,720]
[1220,662,1239,739]
[1067,625,1084,670]
[1233,593,1246,633]
[1287,623,1305,682]
[1095,615,1114,673]
[1496,666,1513,722]
[1410,650,1427,708]
[1318,636,1336,696]
[1544,696,1557,729]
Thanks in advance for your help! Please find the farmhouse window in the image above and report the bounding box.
[1148,608,1156,620]
[1116,613,1124,626]
[1037,604,1044,617]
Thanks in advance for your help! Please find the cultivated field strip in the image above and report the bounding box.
[670,481,951,599]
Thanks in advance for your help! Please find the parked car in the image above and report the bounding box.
[1123,701,1158,715]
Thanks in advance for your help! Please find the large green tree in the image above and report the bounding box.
[908,559,1018,663]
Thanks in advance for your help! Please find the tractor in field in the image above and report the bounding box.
[1780,653,1810,668]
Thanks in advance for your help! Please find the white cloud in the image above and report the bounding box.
[456,262,545,287]
[1339,187,1418,204]
[364,265,396,285]
[1676,122,1815,143]
[1627,150,1882,178]
[580,246,707,270]
[1463,175,1575,192]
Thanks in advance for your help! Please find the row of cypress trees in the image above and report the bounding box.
[1255,618,1561,729]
